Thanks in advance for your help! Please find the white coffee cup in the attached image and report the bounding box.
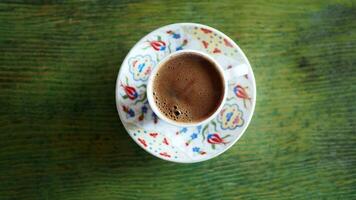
[147,50,248,127]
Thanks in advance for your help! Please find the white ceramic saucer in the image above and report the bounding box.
[115,23,256,163]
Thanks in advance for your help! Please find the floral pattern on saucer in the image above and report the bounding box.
[116,23,256,163]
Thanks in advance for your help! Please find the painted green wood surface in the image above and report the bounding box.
[0,0,355,199]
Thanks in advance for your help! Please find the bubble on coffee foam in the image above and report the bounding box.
[154,97,197,122]
[174,110,181,116]
[172,105,183,117]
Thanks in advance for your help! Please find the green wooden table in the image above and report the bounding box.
[0,0,355,199]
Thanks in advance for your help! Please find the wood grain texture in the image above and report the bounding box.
[0,0,355,199]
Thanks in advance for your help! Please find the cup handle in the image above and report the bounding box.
[224,64,249,82]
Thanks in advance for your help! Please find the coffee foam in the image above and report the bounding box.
[152,53,224,123]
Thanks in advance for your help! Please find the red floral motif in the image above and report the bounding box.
[192,147,207,155]
[138,115,144,121]
[150,40,166,51]
[213,48,221,53]
[201,28,212,34]
[223,38,233,47]
[234,85,251,100]
[159,152,171,158]
[138,138,147,147]
[144,68,152,75]
[233,116,241,125]
[202,40,209,48]
[121,83,138,100]
[163,138,169,145]
[207,133,228,145]
[149,133,158,138]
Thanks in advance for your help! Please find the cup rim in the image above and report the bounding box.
[146,49,228,127]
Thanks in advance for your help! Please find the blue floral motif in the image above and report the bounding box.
[128,55,155,81]
[175,39,188,52]
[191,133,198,140]
[226,112,233,122]
[197,125,202,132]
[122,105,135,118]
[176,127,188,135]
[218,104,244,130]
[141,105,148,113]
[192,147,200,152]
[167,30,181,39]
[191,125,202,139]
[127,110,135,118]
[185,125,203,146]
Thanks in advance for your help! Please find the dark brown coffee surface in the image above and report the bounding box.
[152,53,224,123]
